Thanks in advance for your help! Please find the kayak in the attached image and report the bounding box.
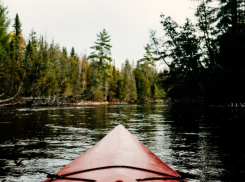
[43,124,187,182]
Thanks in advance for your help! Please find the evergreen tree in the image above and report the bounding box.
[88,29,113,100]
[38,36,49,96]
[12,13,24,65]
[121,60,137,102]
[70,52,80,95]
[25,31,48,96]
[109,63,119,102]
[0,2,11,96]
[9,38,21,95]
[1,3,164,104]
[84,62,93,99]
[151,83,159,100]
[23,40,34,95]
[117,79,125,102]
[139,44,156,66]
[194,0,245,103]
[195,1,218,70]
[88,29,113,75]
[70,47,75,57]
[80,55,88,92]
[0,3,10,47]
[59,47,69,95]
[134,61,151,102]
[13,14,22,37]
[130,71,137,102]
[150,15,206,102]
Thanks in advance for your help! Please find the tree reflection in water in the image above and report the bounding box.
[0,105,244,181]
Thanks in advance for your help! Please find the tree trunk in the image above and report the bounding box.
[104,78,108,101]
[0,84,22,103]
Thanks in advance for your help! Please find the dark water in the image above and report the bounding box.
[0,104,244,182]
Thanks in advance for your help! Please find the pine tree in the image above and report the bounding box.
[13,14,22,37]
[195,1,218,70]
[70,47,75,58]
[9,38,21,95]
[139,44,156,66]
[85,63,93,99]
[88,29,113,71]
[70,53,80,95]
[108,63,119,102]
[117,79,125,102]
[38,36,49,96]
[130,71,137,102]
[12,13,24,64]
[0,2,11,96]
[80,55,88,92]
[88,29,113,101]
[134,61,151,102]
[60,47,69,95]
[25,31,48,96]
[121,60,137,102]
[23,40,34,95]
[9,13,25,96]
[151,83,159,100]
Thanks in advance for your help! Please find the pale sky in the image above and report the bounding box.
[2,0,198,69]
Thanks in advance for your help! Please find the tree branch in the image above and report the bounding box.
[151,34,170,67]
[0,84,22,103]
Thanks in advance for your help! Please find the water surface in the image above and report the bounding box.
[0,104,244,181]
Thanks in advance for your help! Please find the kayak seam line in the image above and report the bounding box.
[44,166,185,182]
[60,165,184,181]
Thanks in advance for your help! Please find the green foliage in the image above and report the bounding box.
[134,61,152,102]
[92,89,104,102]
[149,0,245,104]
[88,29,113,74]
[0,2,10,47]
[108,64,119,101]
[0,2,16,96]
[121,60,137,102]
[13,14,22,37]
[87,29,114,101]
[150,15,207,102]
[117,79,125,101]
[70,47,75,58]
[139,44,156,66]
[151,83,159,100]
[0,4,162,103]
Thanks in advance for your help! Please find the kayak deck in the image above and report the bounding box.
[43,125,187,182]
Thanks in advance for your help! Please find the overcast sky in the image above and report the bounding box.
[2,0,198,69]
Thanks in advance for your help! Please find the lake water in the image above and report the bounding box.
[0,104,244,182]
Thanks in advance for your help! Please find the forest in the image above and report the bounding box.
[150,0,245,105]
[1,0,245,105]
[0,3,165,105]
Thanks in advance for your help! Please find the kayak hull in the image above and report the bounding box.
[44,125,187,182]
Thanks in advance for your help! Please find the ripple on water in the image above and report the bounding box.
[0,105,244,181]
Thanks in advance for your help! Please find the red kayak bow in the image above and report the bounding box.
[43,125,187,182]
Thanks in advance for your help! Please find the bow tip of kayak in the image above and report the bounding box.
[115,124,126,129]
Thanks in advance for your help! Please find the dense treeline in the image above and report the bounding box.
[149,0,245,104]
[2,0,244,105]
[0,2,165,104]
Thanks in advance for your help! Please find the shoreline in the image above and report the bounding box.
[0,100,167,108]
